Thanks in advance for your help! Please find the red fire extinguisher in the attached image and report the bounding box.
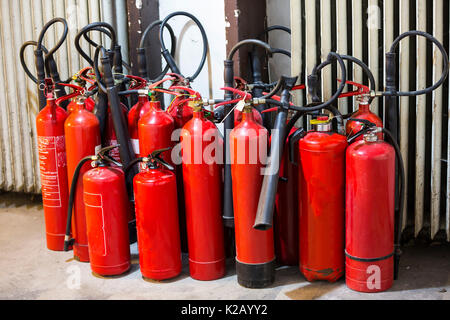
[234,109,263,127]
[128,92,149,158]
[167,85,196,129]
[345,121,404,292]
[126,73,150,159]
[64,97,101,262]
[231,77,264,127]
[230,101,275,288]
[138,96,175,166]
[64,146,131,276]
[180,100,226,281]
[128,77,179,158]
[346,95,383,141]
[128,148,182,281]
[36,79,69,251]
[166,86,199,254]
[297,115,347,282]
[56,84,95,114]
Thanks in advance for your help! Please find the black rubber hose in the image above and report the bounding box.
[347,125,371,144]
[99,46,138,198]
[80,26,131,73]
[260,78,283,100]
[159,11,208,82]
[382,127,405,280]
[261,25,291,37]
[75,22,117,67]
[37,18,68,58]
[278,52,347,114]
[138,20,176,82]
[254,76,299,230]
[39,19,69,107]
[339,54,376,104]
[93,46,109,144]
[20,41,48,84]
[83,27,112,48]
[386,30,448,97]
[307,54,375,106]
[93,46,107,93]
[63,156,93,251]
[124,157,145,175]
[35,18,69,110]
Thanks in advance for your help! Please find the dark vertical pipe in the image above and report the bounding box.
[222,59,235,228]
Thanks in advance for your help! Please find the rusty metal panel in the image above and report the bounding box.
[0,0,106,193]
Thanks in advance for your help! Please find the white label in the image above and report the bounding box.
[216,122,225,138]
[38,135,66,208]
[235,99,246,112]
[131,139,140,155]
[95,145,101,155]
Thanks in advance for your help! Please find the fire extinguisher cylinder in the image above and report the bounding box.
[36,92,69,251]
[64,99,101,262]
[83,163,131,276]
[298,116,348,282]
[231,105,275,288]
[180,102,226,281]
[130,149,182,281]
[346,129,395,292]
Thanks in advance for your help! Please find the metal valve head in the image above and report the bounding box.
[91,145,122,167]
[144,148,174,171]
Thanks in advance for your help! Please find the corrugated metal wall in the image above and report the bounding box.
[1,0,449,241]
[0,0,127,194]
[290,0,450,241]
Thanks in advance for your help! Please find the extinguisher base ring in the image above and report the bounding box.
[235,258,276,289]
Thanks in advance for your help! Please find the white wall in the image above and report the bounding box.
[266,0,291,81]
[159,1,227,102]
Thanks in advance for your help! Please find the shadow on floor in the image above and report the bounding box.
[388,244,450,292]
[0,192,42,210]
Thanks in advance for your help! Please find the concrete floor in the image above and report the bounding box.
[0,192,449,300]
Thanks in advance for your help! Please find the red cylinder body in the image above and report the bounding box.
[169,98,191,254]
[105,103,129,162]
[231,111,274,265]
[134,167,182,280]
[83,166,131,276]
[234,109,263,127]
[67,97,95,114]
[169,97,194,129]
[36,98,69,251]
[346,101,383,141]
[138,101,175,165]
[274,126,299,266]
[346,136,395,292]
[298,129,347,282]
[65,102,101,262]
[128,95,151,158]
[180,110,226,280]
